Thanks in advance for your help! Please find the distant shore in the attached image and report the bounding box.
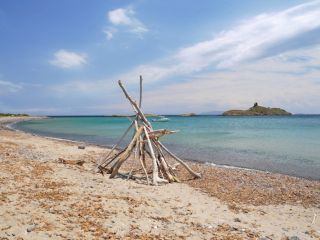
[0,116,319,239]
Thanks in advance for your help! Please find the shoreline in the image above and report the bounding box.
[9,117,320,181]
[1,117,320,239]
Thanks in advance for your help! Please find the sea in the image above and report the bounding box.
[12,115,320,180]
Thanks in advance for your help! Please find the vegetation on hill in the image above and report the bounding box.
[222,103,291,116]
[0,113,29,117]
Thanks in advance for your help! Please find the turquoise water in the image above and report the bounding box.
[13,115,320,180]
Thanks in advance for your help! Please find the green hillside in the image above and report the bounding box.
[222,103,291,116]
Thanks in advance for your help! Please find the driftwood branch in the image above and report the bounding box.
[109,127,143,178]
[158,141,201,179]
[58,158,85,166]
[144,127,168,185]
[118,80,152,128]
[97,121,134,169]
[97,76,201,185]
[139,75,143,108]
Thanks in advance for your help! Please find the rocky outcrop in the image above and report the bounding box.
[223,103,291,116]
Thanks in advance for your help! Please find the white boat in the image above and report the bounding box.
[151,116,169,122]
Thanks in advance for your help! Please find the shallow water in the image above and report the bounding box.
[13,115,320,179]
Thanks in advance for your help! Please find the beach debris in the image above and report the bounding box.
[58,157,85,166]
[78,145,86,149]
[96,76,201,185]
[289,236,300,240]
[234,217,241,222]
[26,224,37,232]
[311,210,317,224]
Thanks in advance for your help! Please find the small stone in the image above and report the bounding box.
[27,224,36,232]
[78,145,85,149]
[49,208,55,214]
[289,237,300,240]
[234,217,241,222]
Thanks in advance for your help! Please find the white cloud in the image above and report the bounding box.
[49,1,320,114]
[103,27,117,40]
[176,0,320,68]
[106,7,148,38]
[104,30,113,40]
[119,0,320,83]
[52,46,320,114]
[0,80,22,94]
[109,8,133,26]
[50,49,87,69]
[140,47,320,114]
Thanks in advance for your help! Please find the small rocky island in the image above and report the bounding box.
[179,113,197,117]
[222,103,292,116]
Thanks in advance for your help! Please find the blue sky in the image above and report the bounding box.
[1,0,320,115]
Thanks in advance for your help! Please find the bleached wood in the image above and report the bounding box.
[158,141,201,179]
[135,119,150,184]
[118,80,152,128]
[97,121,134,169]
[139,75,143,108]
[139,138,150,185]
[110,127,143,178]
[98,77,201,184]
[148,129,177,139]
[58,158,85,166]
[143,126,168,185]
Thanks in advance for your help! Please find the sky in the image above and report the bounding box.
[1,0,320,115]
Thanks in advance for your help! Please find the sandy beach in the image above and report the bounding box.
[0,117,319,239]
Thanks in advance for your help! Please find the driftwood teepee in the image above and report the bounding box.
[96,76,201,185]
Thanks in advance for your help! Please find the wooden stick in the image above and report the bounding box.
[152,141,176,182]
[143,127,168,185]
[97,120,134,169]
[134,118,140,160]
[58,158,85,166]
[110,127,144,178]
[118,80,152,128]
[141,138,147,172]
[139,75,143,108]
[148,129,177,139]
[139,137,149,185]
[143,126,158,185]
[104,78,201,184]
[158,141,201,179]
[101,149,125,168]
